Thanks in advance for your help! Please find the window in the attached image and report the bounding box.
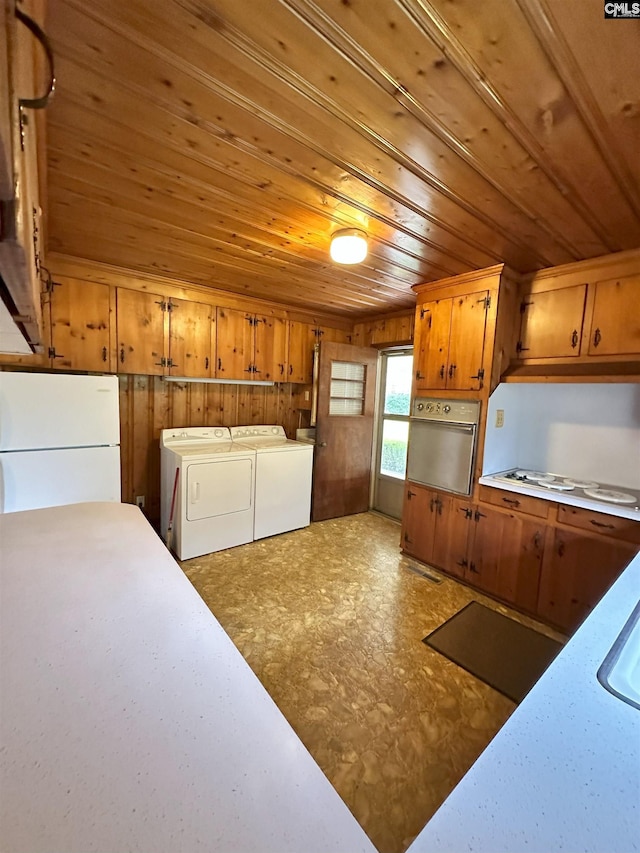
[329,360,366,416]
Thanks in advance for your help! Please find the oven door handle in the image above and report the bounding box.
[410,419,475,434]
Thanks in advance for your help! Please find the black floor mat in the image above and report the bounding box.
[423,601,563,704]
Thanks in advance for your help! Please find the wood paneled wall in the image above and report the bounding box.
[119,375,311,527]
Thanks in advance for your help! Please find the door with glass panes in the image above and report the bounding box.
[373,349,413,519]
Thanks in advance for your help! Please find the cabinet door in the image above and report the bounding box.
[254,315,287,381]
[537,529,636,633]
[432,497,472,578]
[448,290,489,390]
[320,326,350,345]
[468,507,544,614]
[50,278,112,372]
[401,485,438,564]
[168,298,213,378]
[287,320,314,383]
[216,307,253,379]
[588,275,640,356]
[518,285,587,359]
[414,299,451,391]
[117,289,166,375]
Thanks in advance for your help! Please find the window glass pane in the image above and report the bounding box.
[331,361,365,381]
[380,419,409,479]
[329,397,364,416]
[330,379,364,399]
[383,354,412,415]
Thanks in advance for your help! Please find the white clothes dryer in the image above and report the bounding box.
[161,427,256,560]
[231,425,313,540]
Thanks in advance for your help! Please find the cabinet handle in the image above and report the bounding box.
[15,9,56,110]
[404,533,413,544]
[415,370,424,380]
[570,329,579,349]
[468,562,479,574]
[590,519,615,530]
[429,498,436,512]
[279,364,284,375]
[407,490,416,500]
[120,347,125,364]
[593,327,601,348]
[205,356,209,370]
[439,365,445,379]
[456,558,468,568]
[102,346,107,362]
[448,364,456,378]
[557,541,565,558]
[289,364,293,375]
[533,531,542,549]
[437,499,443,516]
[218,357,222,371]
[501,497,521,507]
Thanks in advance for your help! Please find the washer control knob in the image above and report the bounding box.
[443,405,451,413]
[416,403,424,411]
[425,403,434,413]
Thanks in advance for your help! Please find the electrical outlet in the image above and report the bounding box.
[135,495,145,509]
[304,390,310,401]
[495,409,505,428]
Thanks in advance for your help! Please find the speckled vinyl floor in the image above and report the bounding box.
[182,512,563,853]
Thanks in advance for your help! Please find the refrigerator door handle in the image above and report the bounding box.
[191,481,200,504]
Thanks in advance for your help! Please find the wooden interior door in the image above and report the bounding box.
[216,307,253,379]
[254,315,287,381]
[588,275,640,355]
[50,278,112,372]
[415,299,451,391]
[117,289,166,375]
[518,285,587,359]
[447,290,489,390]
[168,298,213,377]
[312,341,378,521]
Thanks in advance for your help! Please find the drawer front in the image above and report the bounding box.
[478,485,550,519]
[557,504,640,545]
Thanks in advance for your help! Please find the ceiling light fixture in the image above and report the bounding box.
[330,228,368,264]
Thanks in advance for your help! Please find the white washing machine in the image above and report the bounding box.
[230,425,314,541]
[161,427,256,560]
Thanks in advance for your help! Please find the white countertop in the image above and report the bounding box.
[479,473,640,521]
[0,502,376,853]
[406,551,640,853]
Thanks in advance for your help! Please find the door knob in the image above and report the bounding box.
[318,441,327,447]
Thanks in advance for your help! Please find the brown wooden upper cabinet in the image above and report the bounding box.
[50,278,112,372]
[0,0,50,350]
[516,275,640,361]
[286,321,351,384]
[414,290,490,391]
[588,275,640,356]
[117,290,213,377]
[216,307,286,381]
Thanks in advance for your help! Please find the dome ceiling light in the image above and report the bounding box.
[329,228,368,265]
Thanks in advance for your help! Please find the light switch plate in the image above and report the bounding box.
[495,409,505,428]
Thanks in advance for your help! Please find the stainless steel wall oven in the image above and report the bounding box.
[406,398,481,496]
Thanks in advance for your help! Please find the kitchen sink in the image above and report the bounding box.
[597,600,640,710]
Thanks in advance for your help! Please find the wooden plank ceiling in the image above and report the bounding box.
[44,0,640,317]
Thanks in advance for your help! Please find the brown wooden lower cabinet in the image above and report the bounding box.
[536,528,637,633]
[400,484,471,578]
[467,506,544,614]
[401,484,638,634]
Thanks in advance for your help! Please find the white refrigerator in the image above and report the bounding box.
[0,372,121,513]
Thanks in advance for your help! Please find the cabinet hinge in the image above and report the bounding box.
[167,301,174,311]
[155,300,168,311]
[474,509,487,523]
[407,489,416,500]
[477,294,491,310]
[515,341,529,354]
[520,299,534,314]
[48,347,63,360]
